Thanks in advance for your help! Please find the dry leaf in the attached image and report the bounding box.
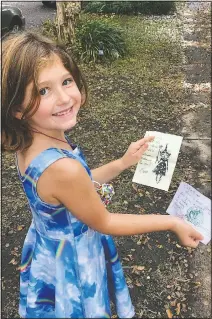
[17,225,25,231]
[176,303,181,315]
[132,184,138,191]
[9,258,18,265]
[193,281,201,286]
[166,308,173,318]
[134,280,142,287]
[11,250,19,257]
[127,254,133,260]
[132,265,145,273]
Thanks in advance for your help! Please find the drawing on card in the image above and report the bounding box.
[152,144,171,184]
[166,182,211,245]
[185,207,204,227]
[132,131,183,191]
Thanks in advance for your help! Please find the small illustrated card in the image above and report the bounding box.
[132,131,183,191]
[167,182,211,245]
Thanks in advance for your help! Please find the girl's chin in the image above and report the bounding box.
[61,117,78,131]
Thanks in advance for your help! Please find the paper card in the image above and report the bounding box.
[167,182,211,245]
[132,131,183,191]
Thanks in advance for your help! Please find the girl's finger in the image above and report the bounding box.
[136,136,155,147]
[136,143,149,156]
[191,229,204,240]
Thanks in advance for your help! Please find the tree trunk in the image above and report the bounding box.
[56,1,81,45]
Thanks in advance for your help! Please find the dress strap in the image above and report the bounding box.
[22,148,77,185]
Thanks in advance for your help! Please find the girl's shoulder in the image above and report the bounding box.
[16,147,76,179]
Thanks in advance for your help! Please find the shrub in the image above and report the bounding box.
[83,1,176,15]
[75,19,127,63]
[41,19,57,40]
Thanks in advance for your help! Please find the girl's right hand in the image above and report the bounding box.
[172,217,204,248]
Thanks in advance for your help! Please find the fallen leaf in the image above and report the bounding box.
[17,225,25,231]
[166,308,173,318]
[176,303,181,315]
[9,258,18,265]
[139,208,145,214]
[11,250,19,257]
[193,281,201,286]
[134,280,142,287]
[127,254,133,260]
[132,265,145,272]
[132,184,138,191]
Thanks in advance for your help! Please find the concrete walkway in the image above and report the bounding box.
[179,1,211,317]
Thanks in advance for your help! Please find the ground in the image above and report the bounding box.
[1,2,211,318]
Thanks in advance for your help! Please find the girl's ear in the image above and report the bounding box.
[14,112,22,120]
[13,108,24,120]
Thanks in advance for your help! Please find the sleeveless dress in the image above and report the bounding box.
[16,143,135,318]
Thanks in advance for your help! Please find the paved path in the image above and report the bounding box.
[2,1,56,29]
[179,1,211,317]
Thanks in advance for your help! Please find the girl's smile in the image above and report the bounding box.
[52,106,74,117]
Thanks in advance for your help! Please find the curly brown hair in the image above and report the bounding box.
[2,31,88,152]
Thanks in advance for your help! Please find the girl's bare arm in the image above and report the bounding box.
[91,159,125,184]
[38,158,203,248]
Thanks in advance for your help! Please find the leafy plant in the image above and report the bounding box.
[41,19,57,40]
[75,19,127,63]
[83,1,176,15]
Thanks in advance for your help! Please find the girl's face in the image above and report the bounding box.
[21,56,82,134]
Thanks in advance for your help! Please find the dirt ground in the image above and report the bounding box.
[1,2,211,318]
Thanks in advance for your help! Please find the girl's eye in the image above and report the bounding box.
[39,88,49,96]
[63,78,73,86]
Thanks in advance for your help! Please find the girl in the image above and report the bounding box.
[2,32,203,319]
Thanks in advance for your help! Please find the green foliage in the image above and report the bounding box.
[41,19,57,40]
[83,1,176,15]
[75,19,127,63]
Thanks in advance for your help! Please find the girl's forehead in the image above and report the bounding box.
[37,55,70,81]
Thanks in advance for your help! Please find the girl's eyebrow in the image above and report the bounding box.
[38,73,73,86]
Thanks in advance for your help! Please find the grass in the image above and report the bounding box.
[79,13,183,88]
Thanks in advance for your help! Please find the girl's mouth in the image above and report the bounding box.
[52,106,73,117]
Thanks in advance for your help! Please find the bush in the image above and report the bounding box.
[83,1,176,15]
[75,19,127,63]
[41,19,57,40]
[83,1,134,14]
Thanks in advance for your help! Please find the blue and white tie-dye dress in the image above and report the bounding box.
[17,144,135,318]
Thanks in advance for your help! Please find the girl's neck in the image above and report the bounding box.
[30,128,73,151]
[31,127,67,142]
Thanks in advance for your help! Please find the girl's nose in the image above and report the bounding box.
[56,87,70,105]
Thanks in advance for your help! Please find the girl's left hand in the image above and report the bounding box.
[119,136,155,170]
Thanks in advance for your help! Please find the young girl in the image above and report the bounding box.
[2,32,203,319]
